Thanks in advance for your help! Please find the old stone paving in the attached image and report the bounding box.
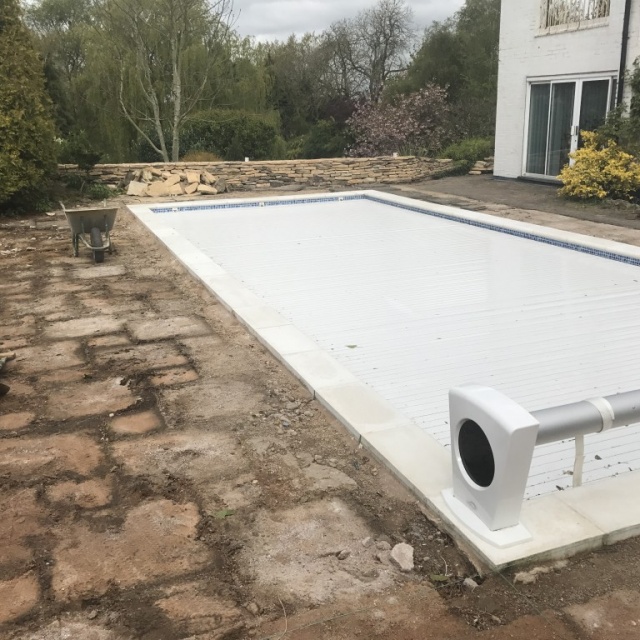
[1,185,640,639]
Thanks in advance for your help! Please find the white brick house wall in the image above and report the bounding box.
[494,0,640,179]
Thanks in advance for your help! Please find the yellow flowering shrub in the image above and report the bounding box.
[559,131,640,201]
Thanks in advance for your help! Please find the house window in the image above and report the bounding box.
[541,0,610,29]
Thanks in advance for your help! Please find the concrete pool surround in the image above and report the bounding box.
[128,190,640,570]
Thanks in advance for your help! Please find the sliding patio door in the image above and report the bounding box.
[579,79,611,138]
[525,77,614,178]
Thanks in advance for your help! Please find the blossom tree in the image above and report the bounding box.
[346,85,452,157]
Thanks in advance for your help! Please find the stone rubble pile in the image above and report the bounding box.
[126,167,228,198]
[469,156,494,175]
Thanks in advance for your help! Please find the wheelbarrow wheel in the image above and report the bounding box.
[72,233,79,257]
[90,227,104,263]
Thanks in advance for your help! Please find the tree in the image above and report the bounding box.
[94,0,236,162]
[26,0,93,135]
[347,85,452,157]
[325,0,414,103]
[392,0,500,137]
[214,34,270,113]
[21,0,498,164]
[26,0,114,165]
[390,20,463,99]
[455,0,501,132]
[261,34,326,138]
[320,21,363,101]
[0,0,56,209]
[26,0,271,163]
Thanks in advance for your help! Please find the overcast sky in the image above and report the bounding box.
[231,0,465,42]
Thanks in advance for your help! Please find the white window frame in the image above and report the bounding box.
[521,72,617,180]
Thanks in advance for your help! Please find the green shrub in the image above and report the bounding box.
[431,159,475,179]
[270,136,288,160]
[0,0,57,211]
[135,109,280,162]
[182,110,279,161]
[86,183,115,200]
[180,150,222,162]
[597,59,640,157]
[439,137,494,163]
[302,119,348,159]
[572,57,640,202]
[56,131,102,171]
[285,136,307,160]
[559,131,640,201]
[225,134,245,161]
[63,173,85,190]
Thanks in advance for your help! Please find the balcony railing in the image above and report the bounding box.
[541,0,611,28]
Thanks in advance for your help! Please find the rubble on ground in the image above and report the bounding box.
[126,168,228,197]
[469,156,494,175]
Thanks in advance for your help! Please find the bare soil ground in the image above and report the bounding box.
[1,185,640,639]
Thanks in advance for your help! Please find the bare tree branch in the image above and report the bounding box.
[324,0,414,103]
[118,68,165,158]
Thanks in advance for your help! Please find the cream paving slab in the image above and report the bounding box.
[128,316,209,341]
[199,274,265,311]
[257,324,320,357]
[45,316,125,339]
[161,236,210,265]
[181,253,226,274]
[556,470,640,545]
[316,381,417,439]
[73,264,126,279]
[282,350,360,392]
[433,492,607,570]
[361,424,451,501]
[232,304,290,331]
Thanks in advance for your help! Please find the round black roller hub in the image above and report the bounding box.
[458,419,495,488]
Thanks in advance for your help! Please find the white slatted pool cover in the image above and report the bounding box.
[158,197,640,498]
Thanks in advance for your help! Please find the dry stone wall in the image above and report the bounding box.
[58,157,452,196]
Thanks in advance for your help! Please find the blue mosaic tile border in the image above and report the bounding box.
[151,194,640,268]
[151,194,364,214]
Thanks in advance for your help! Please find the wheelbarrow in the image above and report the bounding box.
[61,202,118,263]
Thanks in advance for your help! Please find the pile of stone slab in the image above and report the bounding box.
[469,157,494,175]
[126,167,228,197]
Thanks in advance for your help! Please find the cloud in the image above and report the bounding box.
[231,0,465,42]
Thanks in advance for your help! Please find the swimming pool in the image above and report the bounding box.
[129,190,640,566]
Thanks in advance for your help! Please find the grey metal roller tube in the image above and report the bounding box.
[533,390,640,446]
[607,391,640,429]
[533,402,603,445]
